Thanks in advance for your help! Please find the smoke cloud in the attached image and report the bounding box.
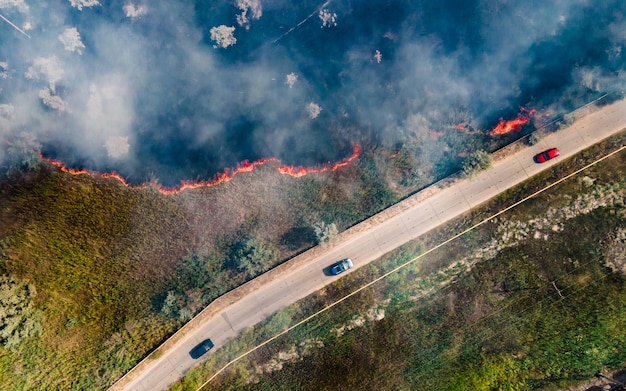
[0,0,625,186]
[58,27,85,54]
[123,2,147,19]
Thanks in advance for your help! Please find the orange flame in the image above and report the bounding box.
[157,158,279,195]
[489,108,537,136]
[38,145,360,195]
[278,144,360,177]
[451,123,481,135]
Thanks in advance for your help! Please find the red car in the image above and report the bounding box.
[534,148,560,163]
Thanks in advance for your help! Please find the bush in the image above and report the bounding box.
[603,228,626,275]
[462,150,492,177]
[179,253,214,290]
[313,222,339,246]
[160,291,180,318]
[230,237,277,276]
[527,133,541,146]
[0,275,42,350]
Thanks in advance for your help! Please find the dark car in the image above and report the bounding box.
[534,148,560,163]
[330,258,353,275]
[190,338,214,359]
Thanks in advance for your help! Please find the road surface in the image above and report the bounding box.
[116,98,626,391]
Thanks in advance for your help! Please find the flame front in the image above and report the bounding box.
[278,144,360,177]
[451,108,537,136]
[489,108,536,136]
[38,145,360,195]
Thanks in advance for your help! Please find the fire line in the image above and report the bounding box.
[452,108,537,136]
[38,144,361,195]
[489,108,537,136]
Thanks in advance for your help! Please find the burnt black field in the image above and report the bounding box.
[1,0,626,186]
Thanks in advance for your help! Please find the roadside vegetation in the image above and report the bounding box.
[461,149,492,177]
[0,97,616,389]
[171,130,626,391]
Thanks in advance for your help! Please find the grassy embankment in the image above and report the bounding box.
[0,145,403,389]
[0,97,580,389]
[171,130,626,391]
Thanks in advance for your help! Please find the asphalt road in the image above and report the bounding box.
[118,98,626,391]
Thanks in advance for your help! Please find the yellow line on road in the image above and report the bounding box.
[196,143,626,390]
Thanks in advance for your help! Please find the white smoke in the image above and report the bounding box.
[69,0,100,10]
[0,61,9,79]
[0,104,13,141]
[0,0,625,185]
[104,136,130,158]
[285,72,297,88]
[38,87,66,111]
[319,9,337,28]
[25,57,64,92]
[83,80,133,139]
[0,0,28,13]
[58,28,86,54]
[306,102,321,119]
[0,103,14,126]
[374,50,382,64]
[124,2,148,19]
[210,25,237,48]
[236,0,262,30]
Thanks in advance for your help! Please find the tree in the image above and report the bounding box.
[180,253,214,290]
[2,132,42,176]
[231,237,277,276]
[178,307,193,322]
[160,291,179,318]
[0,275,42,350]
[462,150,492,177]
[314,221,339,246]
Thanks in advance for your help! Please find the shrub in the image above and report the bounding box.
[180,253,214,290]
[313,222,339,246]
[0,275,42,350]
[230,237,277,276]
[160,291,180,318]
[178,307,194,322]
[527,133,541,146]
[603,228,626,275]
[462,150,492,177]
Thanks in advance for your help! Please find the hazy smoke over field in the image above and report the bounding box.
[0,0,625,185]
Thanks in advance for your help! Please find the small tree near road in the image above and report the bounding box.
[314,221,339,246]
[462,150,492,177]
[231,237,277,276]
